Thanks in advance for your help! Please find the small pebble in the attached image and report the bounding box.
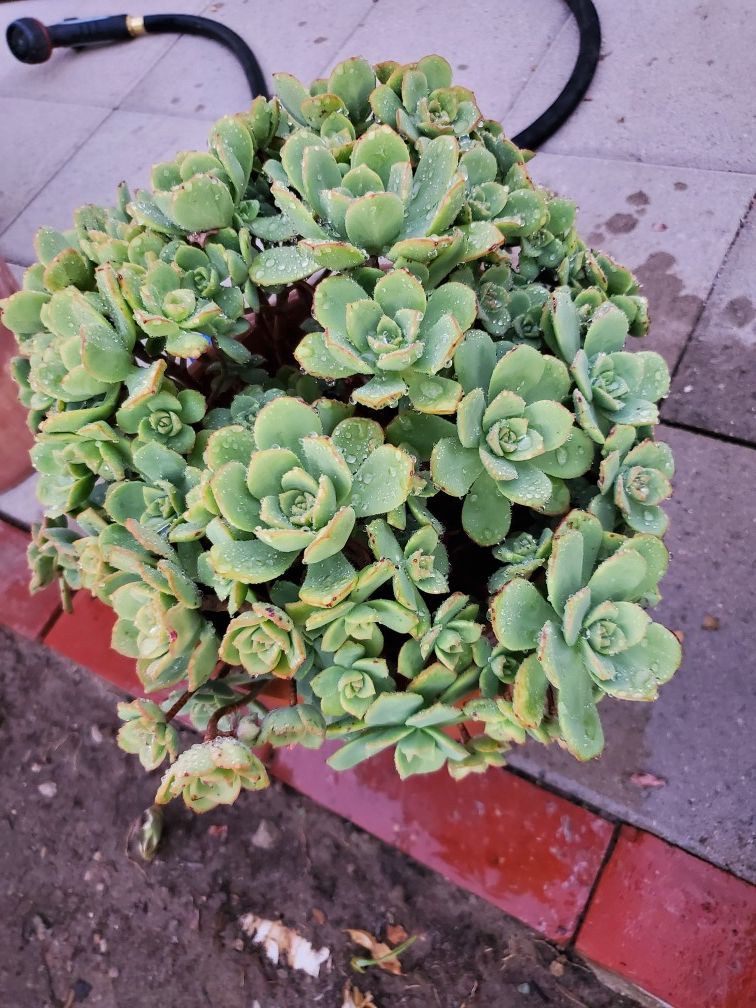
[38,782,57,798]
[90,725,103,744]
[517,982,531,994]
[251,820,277,850]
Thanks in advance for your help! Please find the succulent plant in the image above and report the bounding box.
[295,269,476,413]
[428,336,595,544]
[590,425,674,535]
[206,397,416,587]
[544,293,669,443]
[366,518,449,622]
[220,603,306,678]
[311,642,395,719]
[371,55,481,142]
[250,123,504,287]
[155,737,269,812]
[287,558,419,653]
[274,56,375,158]
[489,528,553,591]
[328,693,468,779]
[117,698,180,770]
[259,703,326,749]
[491,511,681,759]
[28,517,83,598]
[1,52,680,815]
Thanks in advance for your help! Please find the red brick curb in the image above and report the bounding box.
[576,826,756,1008]
[0,261,35,492]
[271,741,614,942]
[2,517,754,1007]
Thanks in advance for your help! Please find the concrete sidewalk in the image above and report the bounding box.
[0,0,754,882]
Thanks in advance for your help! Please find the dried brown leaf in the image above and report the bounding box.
[702,613,720,630]
[342,982,378,1007]
[386,923,408,944]
[346,928,416,976]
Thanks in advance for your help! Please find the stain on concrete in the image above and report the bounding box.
[723,296,756,328]
[606,213,638,234]
[634,251,704,341]
[674,181,688,191]
[627,190,650,207]
[587,230,606,246]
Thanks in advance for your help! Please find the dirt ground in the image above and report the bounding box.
[0,627,638,1008]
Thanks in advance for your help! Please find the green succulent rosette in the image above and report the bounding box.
[311,642,395,719]
[427,336,595,544]
[295,268,476,413]
[0,51,680,812]
[250,123,503,286]
[117,698,180,770]
[545,292,670,444]
[207,396,416,587]
[327,692,469,780]
[287,558,419,654]
[274,56,376,158]
[491,511,681,759]
[371,55,481,142]
[590,425,674,535]
[219,602,306,678]
[259,703,326,749]
[155,738,269,813]
[489,528,553,591]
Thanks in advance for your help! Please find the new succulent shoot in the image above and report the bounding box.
[2,54,681,814]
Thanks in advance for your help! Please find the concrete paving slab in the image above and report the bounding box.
[505,1,756,173]
[0,97,107,236]
[508,425,756,883]
[0,110,214,265]
[122,0,377,121]
[0,474,42,529]
[665,202,756,442]
[0,0,207,108]
[324,0,569,126]
[527,153,754,370]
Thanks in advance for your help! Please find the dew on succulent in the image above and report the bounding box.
[1,52,679,813]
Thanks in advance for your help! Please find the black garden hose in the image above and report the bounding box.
[5,2,601,148]
[512,0,601,149]
[142,13,269,100]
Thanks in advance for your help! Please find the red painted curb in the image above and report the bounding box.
[0,519,59,639]
[45,591,141,692]
[0,258,34,492]
[271,742,614,943]
[576,826,756,1008]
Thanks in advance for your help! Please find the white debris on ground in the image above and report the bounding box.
[238,914,331,977]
